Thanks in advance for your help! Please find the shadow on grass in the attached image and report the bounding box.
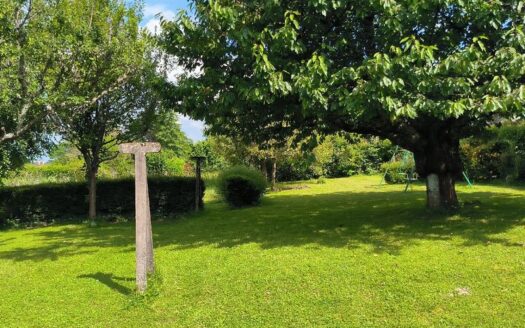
[0,237,16,246]
[0,187,524,261]
[78,272,133,295]
[159,189,525,255]
[0,225,134,262]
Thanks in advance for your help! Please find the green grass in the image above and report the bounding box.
[1,176,524,327]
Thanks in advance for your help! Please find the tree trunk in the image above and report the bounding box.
[439,172,459,208]
[270,158,277,191]
[87,168,98,220]
[261,159,268,181]
[413,132,461,209]
[426,174,440,209]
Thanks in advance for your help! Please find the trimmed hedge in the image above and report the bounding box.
[0,177,204,228]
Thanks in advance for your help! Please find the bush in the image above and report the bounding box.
[276,154,317,182]
[460,122,525,183]
[217,166,267,207]
[0,176,204,228]
[312,134,396,179]
[381,160,415,184]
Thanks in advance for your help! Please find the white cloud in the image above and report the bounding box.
[143,4,175,19]
[143,4,175,35]
[166,64,186,83]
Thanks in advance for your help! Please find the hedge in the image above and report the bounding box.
[0,177,204,228]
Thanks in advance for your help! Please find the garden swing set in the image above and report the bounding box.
[380,147,473,191]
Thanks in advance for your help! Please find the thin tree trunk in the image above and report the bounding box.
[261,159,268,181]
[271,158,277,191]
[88,168,98,220]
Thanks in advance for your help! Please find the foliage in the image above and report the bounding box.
[1,176,525,326]
[161,0,525,140]
[4,139,192,187]
[0,177,204,228]
[0,0,144,145]
[160,0,525,207]
[461,122,525,182]
[7,160,85,186]
[146,112,192,157]
[55,50,161,175]
[52,2,169,218]
[147,150,185,177]
[216,166,267,207]
[313,134,395,178]
[381,160,416,184]
[191,139,227,170]
[276,152,316,182]
[4,146,138,186]
[204,133,396,182]
[204,135,260,167]
[48,141,80,163]
[0,138,48,182]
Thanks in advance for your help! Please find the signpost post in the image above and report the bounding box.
[119,142,161,292]
[191,156,205,211]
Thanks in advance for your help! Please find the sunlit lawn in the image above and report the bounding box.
[1,176,524,327]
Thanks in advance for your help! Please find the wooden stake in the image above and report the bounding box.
[191,156,205,211]
[119,142,161,292]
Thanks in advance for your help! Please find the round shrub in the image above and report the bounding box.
[217,166,267,207]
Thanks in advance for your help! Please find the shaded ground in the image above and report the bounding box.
[0,176,524,327]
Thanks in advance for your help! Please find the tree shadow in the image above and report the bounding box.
[77,272,133,295]
[0,185,523,261]
[0,225,134,262]
[0,237,16,246]
[157,188,525,255]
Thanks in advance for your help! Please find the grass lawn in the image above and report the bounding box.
[0,176,524,327]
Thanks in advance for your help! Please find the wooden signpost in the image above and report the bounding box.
[191,156,205,211]
[119,142,161,292]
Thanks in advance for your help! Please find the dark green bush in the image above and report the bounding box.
[276,154,317,182]
[0,177,204,228]
[381,160,416,184]
[460,123,525,182]
[217,166,267,207]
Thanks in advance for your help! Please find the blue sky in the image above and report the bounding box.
[143,0,205,142]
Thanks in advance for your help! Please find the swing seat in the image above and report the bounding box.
[404,172,419,192]
[405,172,418,181]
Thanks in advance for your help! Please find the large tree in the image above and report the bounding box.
[0,0,140,147]
[55,65,164,220]
[49,0,166,220]
[160,0,525,208]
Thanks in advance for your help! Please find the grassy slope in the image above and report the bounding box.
[0,176,524,327]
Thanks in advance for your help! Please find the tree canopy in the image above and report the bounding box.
[160,0,525,208]
[0,0,144,144]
